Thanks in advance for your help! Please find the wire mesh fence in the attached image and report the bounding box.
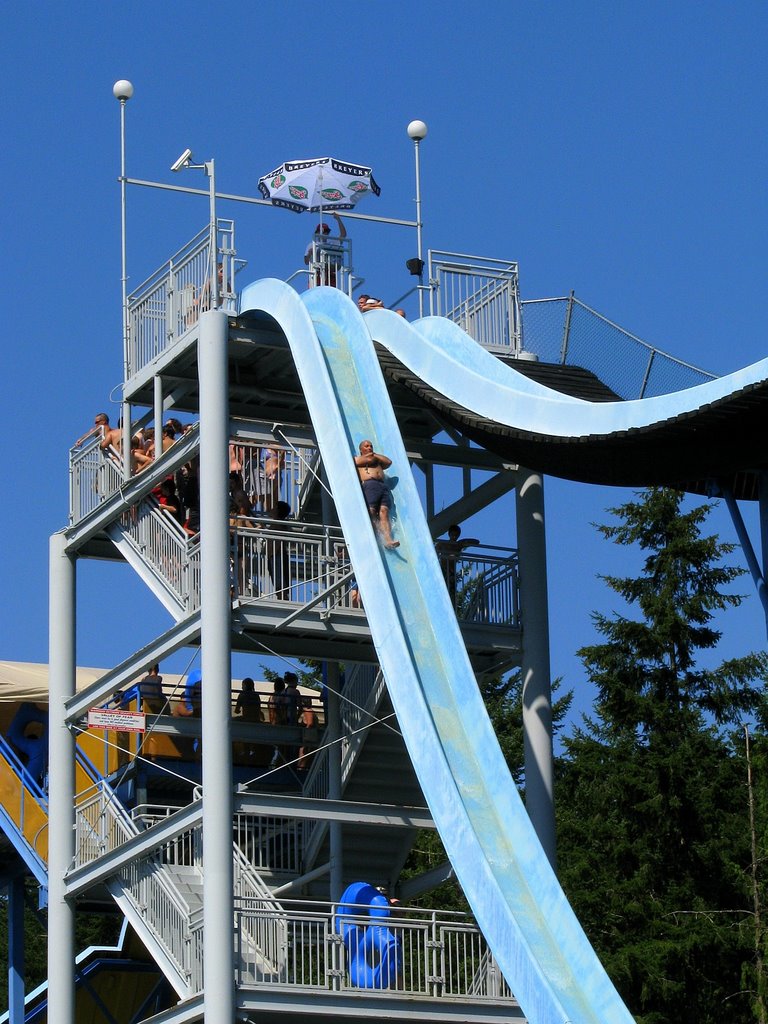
[520,295,714,398]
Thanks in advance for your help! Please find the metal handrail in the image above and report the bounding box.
[75,788,196,987]
[428,250,522,353]
[231,897,514,1002]
[127,220,237,378]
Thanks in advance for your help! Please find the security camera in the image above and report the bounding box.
[171,148,193,173]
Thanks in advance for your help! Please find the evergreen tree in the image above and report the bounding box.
[557,488,768,1023]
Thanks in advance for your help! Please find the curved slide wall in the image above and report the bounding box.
[366,308,768,439]
[240,279,635,1024]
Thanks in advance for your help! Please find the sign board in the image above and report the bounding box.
[88,708,146,733]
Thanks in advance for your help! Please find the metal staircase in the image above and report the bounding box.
[299,664,426,890]
[106,499,199,618]
[0,737,48,883]
[75,781,288,997]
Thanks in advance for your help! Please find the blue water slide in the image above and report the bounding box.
[239,279,635,1023]
[364,308,768,438]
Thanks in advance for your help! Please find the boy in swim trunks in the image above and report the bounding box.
[354,439,400,549]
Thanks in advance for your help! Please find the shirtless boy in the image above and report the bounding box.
[354,439,399,549]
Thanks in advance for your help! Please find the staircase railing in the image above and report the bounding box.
[69,440,124,524]
[108,498,200,614]
[233,844,289,982]
[75,786,197,991]
[85,798,289,992]
[0,735,49,871]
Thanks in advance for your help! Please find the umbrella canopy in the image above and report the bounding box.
[258,156,380,214]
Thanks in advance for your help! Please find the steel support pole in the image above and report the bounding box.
[723,487,768,637]
[424,463,435,522]
[515,469,556,870]
[759,472,768,589]
[8,874,25,1023]
[47,531,77,1024]
[413,137,425,318]
[326,662,343,902]
[154,374,164,462]
[198,309,235,1019]
[118,90,132,477]
[206,161,219,308]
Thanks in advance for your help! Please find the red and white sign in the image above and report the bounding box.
[88,708,146,733]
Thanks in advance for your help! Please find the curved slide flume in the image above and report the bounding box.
[240,279,635,1024]
[364,309,768,495]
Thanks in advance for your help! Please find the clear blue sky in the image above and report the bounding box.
[2,1,766,727]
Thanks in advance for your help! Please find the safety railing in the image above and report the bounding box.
[520,294,714,398]
[231,522,354,607]
[229,438,318,519]
[127,220,238,379]
[76,788,198,989]
[427,251,714,396]
[69,440,124,524]
[235,898,515,1003]
[300,235,354,296]
[0,735,49,866]
[233,811,303,876]
[428,251,522,353]
[436,547,521,626]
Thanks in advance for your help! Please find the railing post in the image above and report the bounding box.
[559,290,575,365]
[639,348,656,399]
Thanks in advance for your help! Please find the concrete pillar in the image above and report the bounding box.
[198,309,235,1018]
[47,531,77,1024]
[515,469,556,870]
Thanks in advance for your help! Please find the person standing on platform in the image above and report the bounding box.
[74,412,110,448]
[304,213,346,287]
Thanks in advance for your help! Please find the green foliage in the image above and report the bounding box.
[584,488,765,732]
[557,488,768,1023]
[0,881,123,1009]
[261,657,322,689]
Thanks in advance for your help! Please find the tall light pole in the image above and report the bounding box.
[407,120,428,317]
[113,79,134,476]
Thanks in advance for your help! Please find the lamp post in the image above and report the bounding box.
[113,80,134,476]
[407,119,428,317]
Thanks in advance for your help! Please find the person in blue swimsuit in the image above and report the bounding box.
[354,439,399,549]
